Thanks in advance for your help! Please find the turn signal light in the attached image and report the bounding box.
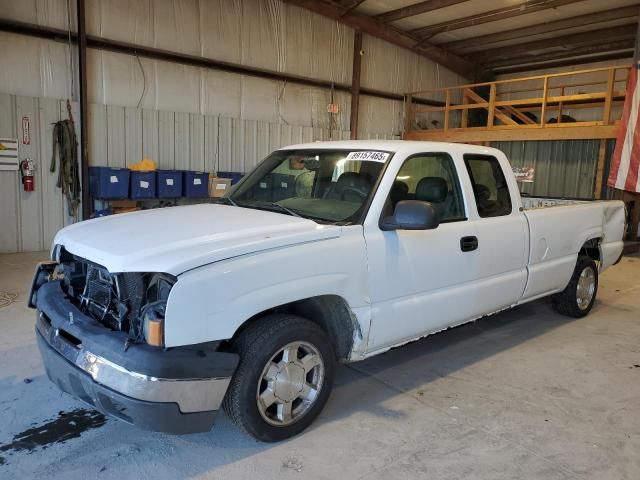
[145,319,164,347]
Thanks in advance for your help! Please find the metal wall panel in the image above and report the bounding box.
[3,93,357,253]
[0,94,80,253]
[494,140,600,199]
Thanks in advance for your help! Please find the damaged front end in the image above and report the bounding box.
[29,246,239,434]
[41,247,175,348]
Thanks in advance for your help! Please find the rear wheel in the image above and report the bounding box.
[223,314,335,442]
[552,255,598,318]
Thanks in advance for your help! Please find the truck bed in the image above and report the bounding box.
[521,196,588,210]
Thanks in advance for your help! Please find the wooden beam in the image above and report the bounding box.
[603,68,616,125]
[475,24,638,62]
[444,89,450,130]
[404,124,619,142]
[412,0,585,39]
[404,94,413,134]
[337,0,367,14]
[486,40,637,68]
[594,139,607,199]
[350,30,363,139]
[376,0,468,23]
[283,0,474,76]
[503,105,537,125]
[442,5,640,53]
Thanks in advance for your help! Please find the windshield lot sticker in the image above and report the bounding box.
[345,151,389,162]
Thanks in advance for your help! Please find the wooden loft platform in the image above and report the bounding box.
[403,65,631,143]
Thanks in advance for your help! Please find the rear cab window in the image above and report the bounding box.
[463,154,512,218]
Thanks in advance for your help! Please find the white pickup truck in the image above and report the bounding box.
[30,140,625,442]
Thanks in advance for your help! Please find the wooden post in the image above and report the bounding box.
[461,90,469,128]
[594,139,607,199]
[349,30,363,140]
[602,67,615,125]
[487,83,496,127]
[444,89,450,131]
[540,76,548,126]
[558,86,564,122]
[404,94,413,136]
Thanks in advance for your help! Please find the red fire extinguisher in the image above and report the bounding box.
[20,159,35,192]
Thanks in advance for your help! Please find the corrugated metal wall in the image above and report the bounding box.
[0,0,470,252]
[493,140,600,199]
[0,94,79,253]
[87,102,355,173]
[1,92,399,253]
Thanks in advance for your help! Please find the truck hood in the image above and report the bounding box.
[53,204,341,275]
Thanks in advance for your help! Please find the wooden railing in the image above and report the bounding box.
[404,65,631,142]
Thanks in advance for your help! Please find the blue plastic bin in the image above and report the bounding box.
[216,171,244,185]
[89,167,130,199]
[183,171,209,198]
[157,170,183,198]
[130,171,157,199]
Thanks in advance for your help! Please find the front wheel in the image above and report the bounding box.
[223,314,335,442]
[552,255,598,318]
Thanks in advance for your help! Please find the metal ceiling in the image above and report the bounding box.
[286,0,639,77]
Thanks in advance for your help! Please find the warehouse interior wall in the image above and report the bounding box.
[0,0,467,253]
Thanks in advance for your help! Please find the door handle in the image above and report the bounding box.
[460,236,478,252]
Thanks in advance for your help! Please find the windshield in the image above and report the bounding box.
[228,149,392,224]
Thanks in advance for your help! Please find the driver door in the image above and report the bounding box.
[363,152,481,352]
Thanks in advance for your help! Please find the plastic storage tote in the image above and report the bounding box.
[183,171,209,198]
[157,170,183,198]
[89,167,130,199]
[130,171,157,199]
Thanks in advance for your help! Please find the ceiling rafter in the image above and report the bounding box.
[283,0,475,76]
[495,51,635,74]
[375,0,469,24]
[442,5,640,53]
[411,0,586,41]
[486,40,636,69]
[473,24,638,62]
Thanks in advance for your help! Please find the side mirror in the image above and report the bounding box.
[380,200,439,231]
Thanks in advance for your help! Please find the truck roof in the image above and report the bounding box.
[279,140,503,157]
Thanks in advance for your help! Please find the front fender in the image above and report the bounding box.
[164,226,370,348]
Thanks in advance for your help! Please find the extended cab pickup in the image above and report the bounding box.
[30,141,626,441]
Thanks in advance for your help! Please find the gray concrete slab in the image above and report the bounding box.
[0,252,638,479]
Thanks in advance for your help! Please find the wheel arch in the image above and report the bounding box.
[579,236,602,263]
[230,295,361,361]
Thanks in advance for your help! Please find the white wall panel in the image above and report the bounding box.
[0,94,79,253]
[142,108,159,162]
[106,105,125,167]
[157,110,175,169]
[124,107,143,166]
[0,94,20,252]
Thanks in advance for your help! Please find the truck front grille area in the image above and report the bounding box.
[60,254,146,335]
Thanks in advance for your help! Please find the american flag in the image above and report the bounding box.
[607,21,640,193]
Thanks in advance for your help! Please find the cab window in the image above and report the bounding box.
[388,153,466,223]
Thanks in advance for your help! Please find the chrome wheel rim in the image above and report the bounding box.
[256,341,324,426]
[576,266,596,310]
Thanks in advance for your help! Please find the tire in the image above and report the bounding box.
[222,314,335,442]
[552,255,598,318]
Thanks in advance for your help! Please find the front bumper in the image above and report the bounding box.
[33,279,239,434]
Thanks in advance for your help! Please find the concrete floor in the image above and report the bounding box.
[1,252,639,480]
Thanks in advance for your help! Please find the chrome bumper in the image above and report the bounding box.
[36,312,230,413]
